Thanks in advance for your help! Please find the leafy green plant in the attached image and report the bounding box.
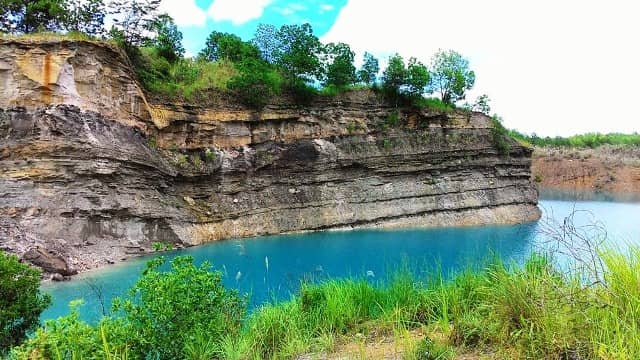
[204,148,217,161]
[385,111,400,128]
[112,256,246,359]
[0,251,51,353]
[227,57,282,109]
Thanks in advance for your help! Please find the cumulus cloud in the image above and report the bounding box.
[159,0,207,27]
[322,0,640,136]
[207,0,273,25]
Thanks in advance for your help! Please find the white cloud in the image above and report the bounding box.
[319,4,334,12]
[323,0,640,136]
[277,3,307,16]
[207,0,273,25]
[160,0,207,27]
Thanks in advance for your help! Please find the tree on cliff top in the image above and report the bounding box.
[199,31,261,63]
[358,52,379,85]
[108,0,160,47]
[0,251,51,353]
[252,22,323,83]
[429,49,475,105]
[323,42,357,88]
[0,0,67,33]
[146,13,184,63]
[64,0,106,36]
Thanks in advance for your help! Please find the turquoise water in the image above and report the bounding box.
[41,193,640,323]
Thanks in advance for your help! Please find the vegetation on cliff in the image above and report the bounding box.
[0,0,485,112]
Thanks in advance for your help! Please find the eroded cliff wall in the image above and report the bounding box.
[0,39,540,275]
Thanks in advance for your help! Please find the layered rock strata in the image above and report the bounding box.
[0,39,541,275]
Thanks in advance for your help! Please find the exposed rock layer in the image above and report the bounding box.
[0,39,540,275]
[532,146,640,193]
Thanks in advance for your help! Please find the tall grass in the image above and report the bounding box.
[136,47,238,100]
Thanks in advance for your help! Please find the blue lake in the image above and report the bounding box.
[41,191,640,322]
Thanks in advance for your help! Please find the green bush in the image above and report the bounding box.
[414,97,455,112]
[14,256,245,360]
[112,256,246,359]
[10,301,130,360]
[287,79,318,106]
[0,251,51,353]
[228,58,283,109]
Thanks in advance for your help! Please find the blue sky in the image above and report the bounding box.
[160,0,347,57]
[159,0,639,136]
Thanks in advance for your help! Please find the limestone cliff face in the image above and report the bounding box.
[0,39,151,129]
[0,39,540,275]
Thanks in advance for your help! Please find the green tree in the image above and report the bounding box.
[147,13,184,63]
[254,23,323,83]
[0,0,67,33]
[405,57,430,98]
[199,31,260,62]
[112,256,246,359]
[252,23,279,63]
[228,57,282,109]
[472,94,491,114]
[63,0,106,36]
[429,49,475,105]
[108,0,160,47]
[323,42,356,88]
[0,251,51,352]
[381,53,406,105]
[358,51,379,85]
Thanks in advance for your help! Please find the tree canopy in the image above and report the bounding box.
[200,31,260,63]
[323,42,357,88]
[358,52,379,85]
[429,49,475,105]
[0,0,67,33]
[147,14,184,63]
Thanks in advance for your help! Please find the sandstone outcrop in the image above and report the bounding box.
[0,39,541,274]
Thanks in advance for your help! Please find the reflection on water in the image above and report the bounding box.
[41,194,640,323]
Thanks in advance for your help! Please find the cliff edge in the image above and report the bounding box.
[0,39,541,276]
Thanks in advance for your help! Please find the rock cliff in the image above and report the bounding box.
[0,39,540,276]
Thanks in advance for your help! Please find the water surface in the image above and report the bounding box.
[41,193,640,322]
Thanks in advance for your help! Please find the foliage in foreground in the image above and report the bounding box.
[12,256,245,360]
[0,251,51,354]
[11,246,640,359]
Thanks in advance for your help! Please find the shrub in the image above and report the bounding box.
[10,301,130,359]
[0,251,51,353]
[490,115,512,155]
[287,79,317,106]
[228,58,282,109]
[112,256,246,359]
[413,97,454,112]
